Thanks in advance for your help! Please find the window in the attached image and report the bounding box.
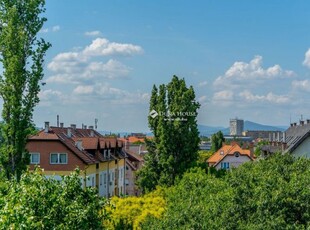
[50,153,67,164]
[104,149,107,158]
[234,152,240,157]
[221,162,230,169]
[104,173,106,184]
[100,174,103,186]
[30,152,40,164]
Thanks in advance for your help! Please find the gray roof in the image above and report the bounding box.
[284,122,310,153]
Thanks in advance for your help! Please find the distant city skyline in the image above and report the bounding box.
[2,1,310,132]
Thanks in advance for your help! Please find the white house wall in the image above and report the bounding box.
[215,155,251,170]
[292,136,310,158]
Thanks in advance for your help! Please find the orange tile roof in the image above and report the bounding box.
[207,142,254,166]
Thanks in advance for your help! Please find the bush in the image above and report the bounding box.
[0,168,106,229]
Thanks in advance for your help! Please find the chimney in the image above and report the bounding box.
[57,115,59,127]
[60,122,64,128]
[294,122,297,127]
[90,129,94,137]
[307,119,310,124]
[67,128,72,138]
[88,125,94,129]
[300,120,304,126]
[44,121,49,133]
[75,140,83,151]
[70,124,76,129]
[290,123,293,127]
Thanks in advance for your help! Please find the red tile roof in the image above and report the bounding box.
[28,127,123,165]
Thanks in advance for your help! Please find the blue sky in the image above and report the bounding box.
[31,0,310,132]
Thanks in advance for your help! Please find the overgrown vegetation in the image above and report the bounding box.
[142,154,310,229]
[0,168,105,229]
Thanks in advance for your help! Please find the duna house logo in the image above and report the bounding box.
[149,109,159,118]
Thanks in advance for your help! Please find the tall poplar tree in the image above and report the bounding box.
[137,75,200,192]
[0,0,51,180]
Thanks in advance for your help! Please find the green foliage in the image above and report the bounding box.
[197,150,213,163]
[137,76,200,192]
[0,168,106,229]
[0,0,51,180]
[142,154,310,229]
[103,189,165,230]
[211,131,225,152]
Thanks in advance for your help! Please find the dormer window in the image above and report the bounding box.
[234,152,240,157]
[103,149,107,158]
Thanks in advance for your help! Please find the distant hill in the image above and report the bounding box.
[198,121,287,137]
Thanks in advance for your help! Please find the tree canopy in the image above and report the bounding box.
[137,76,200,192]
[211,131,225,152]
[0,0,51,180]
[142,154,310,229]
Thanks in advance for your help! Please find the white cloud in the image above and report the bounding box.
[40,25,60,33]
[47,37,142,84]
[83,38,143,57]
[214,55,294,88]
[39,89,65,106]
[85,30,102,36]
[198,81,208,87]
[73,85,94,95]
[239,90,290,104]
[292,80,310,92]
[52,25,60,32]
[303,48,310,68]
[213,90,234,101]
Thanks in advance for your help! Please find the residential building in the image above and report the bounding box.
[242,130,283,141]
[260,120,310,158]
[230,118,244,136]
[118,134,148,195]
[283,120,310,157]
[207,142,254,170]
[27,122,125,197]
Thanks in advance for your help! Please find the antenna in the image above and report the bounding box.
[95,118,98,130]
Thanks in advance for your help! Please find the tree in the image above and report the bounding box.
[103,189,165,229]
[0,168,106,229]
[211,131,225,152]
[142,154,310,229]
[0,0,51,180]
[137,76,200,192]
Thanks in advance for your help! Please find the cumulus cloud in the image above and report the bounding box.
[214,55,294,88]
[292,80,310,92]
[83,38,143,57]
[46,37,142,84]
[303,48,310,68]
[85,30,102,36]
[213,90,234,101]
[239,90,290,104]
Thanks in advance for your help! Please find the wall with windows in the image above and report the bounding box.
[27,140,86,172]
[215,155,251,170]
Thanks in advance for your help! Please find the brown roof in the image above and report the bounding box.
[28,126,124,164]
[72,137,98,150]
